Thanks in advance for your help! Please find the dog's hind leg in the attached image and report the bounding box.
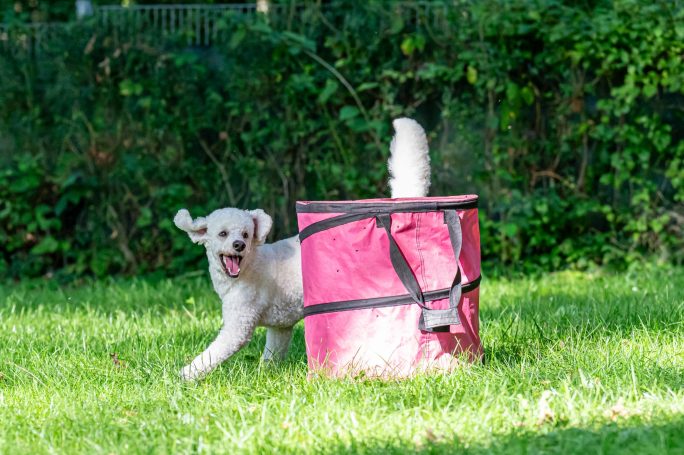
[262,326,293,362]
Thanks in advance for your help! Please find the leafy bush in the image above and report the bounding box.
[0,0,75,23]
[0,0,682,279]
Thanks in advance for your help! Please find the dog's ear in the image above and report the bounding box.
[174,209,209,245]
[249,209,273,245]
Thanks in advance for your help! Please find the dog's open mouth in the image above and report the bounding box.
[220,254,242,278]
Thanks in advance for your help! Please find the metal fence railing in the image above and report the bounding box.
[96,3,277,46]
[1,2,454,56]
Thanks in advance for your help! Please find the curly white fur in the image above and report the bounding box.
[388,118,431,198]
[176,118,430,380]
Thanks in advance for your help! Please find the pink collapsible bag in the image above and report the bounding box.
[297,195,482,378]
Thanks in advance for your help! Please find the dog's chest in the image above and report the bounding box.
[260,299,303,327]
[217,280,302,328]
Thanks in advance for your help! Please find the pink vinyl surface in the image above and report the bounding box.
[297,196,482,377]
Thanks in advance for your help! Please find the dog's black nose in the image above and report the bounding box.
[233,240,246,252]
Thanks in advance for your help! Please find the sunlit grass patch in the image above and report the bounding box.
[1,268,683,454]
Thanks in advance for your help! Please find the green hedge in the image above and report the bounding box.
[1,0,682,279]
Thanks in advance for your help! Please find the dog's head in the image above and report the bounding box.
[174,207,273,279]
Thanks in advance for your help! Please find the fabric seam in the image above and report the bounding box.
[415,213,429,292]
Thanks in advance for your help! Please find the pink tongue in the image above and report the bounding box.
[223,256,240,275]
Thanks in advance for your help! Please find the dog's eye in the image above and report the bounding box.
[242,232,249,239]
[218,231,228,238]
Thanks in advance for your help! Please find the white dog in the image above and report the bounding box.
[175,118,431,380]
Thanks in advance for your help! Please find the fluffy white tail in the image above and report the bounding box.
[388,118,431,198]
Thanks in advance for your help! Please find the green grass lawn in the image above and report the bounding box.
[1,268,683,454]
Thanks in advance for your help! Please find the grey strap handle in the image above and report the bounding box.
[376,210,463,332]
[375,214,425,308]
[418,210,462,331]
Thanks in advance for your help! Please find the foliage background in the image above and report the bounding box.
[0,0,682,280]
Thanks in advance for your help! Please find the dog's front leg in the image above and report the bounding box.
[180,315,258,381]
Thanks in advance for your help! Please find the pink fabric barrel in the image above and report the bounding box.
[297,195,482,378]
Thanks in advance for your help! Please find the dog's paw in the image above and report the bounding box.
[180,364,203,381]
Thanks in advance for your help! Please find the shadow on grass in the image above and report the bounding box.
[0,276,217,315]
[5,272,682,326]
[336,415,684,455]
[4,274,683,383]
[6,273,681,330]
[166,284,683,368]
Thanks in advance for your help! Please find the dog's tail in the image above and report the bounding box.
[388,118,431,198]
